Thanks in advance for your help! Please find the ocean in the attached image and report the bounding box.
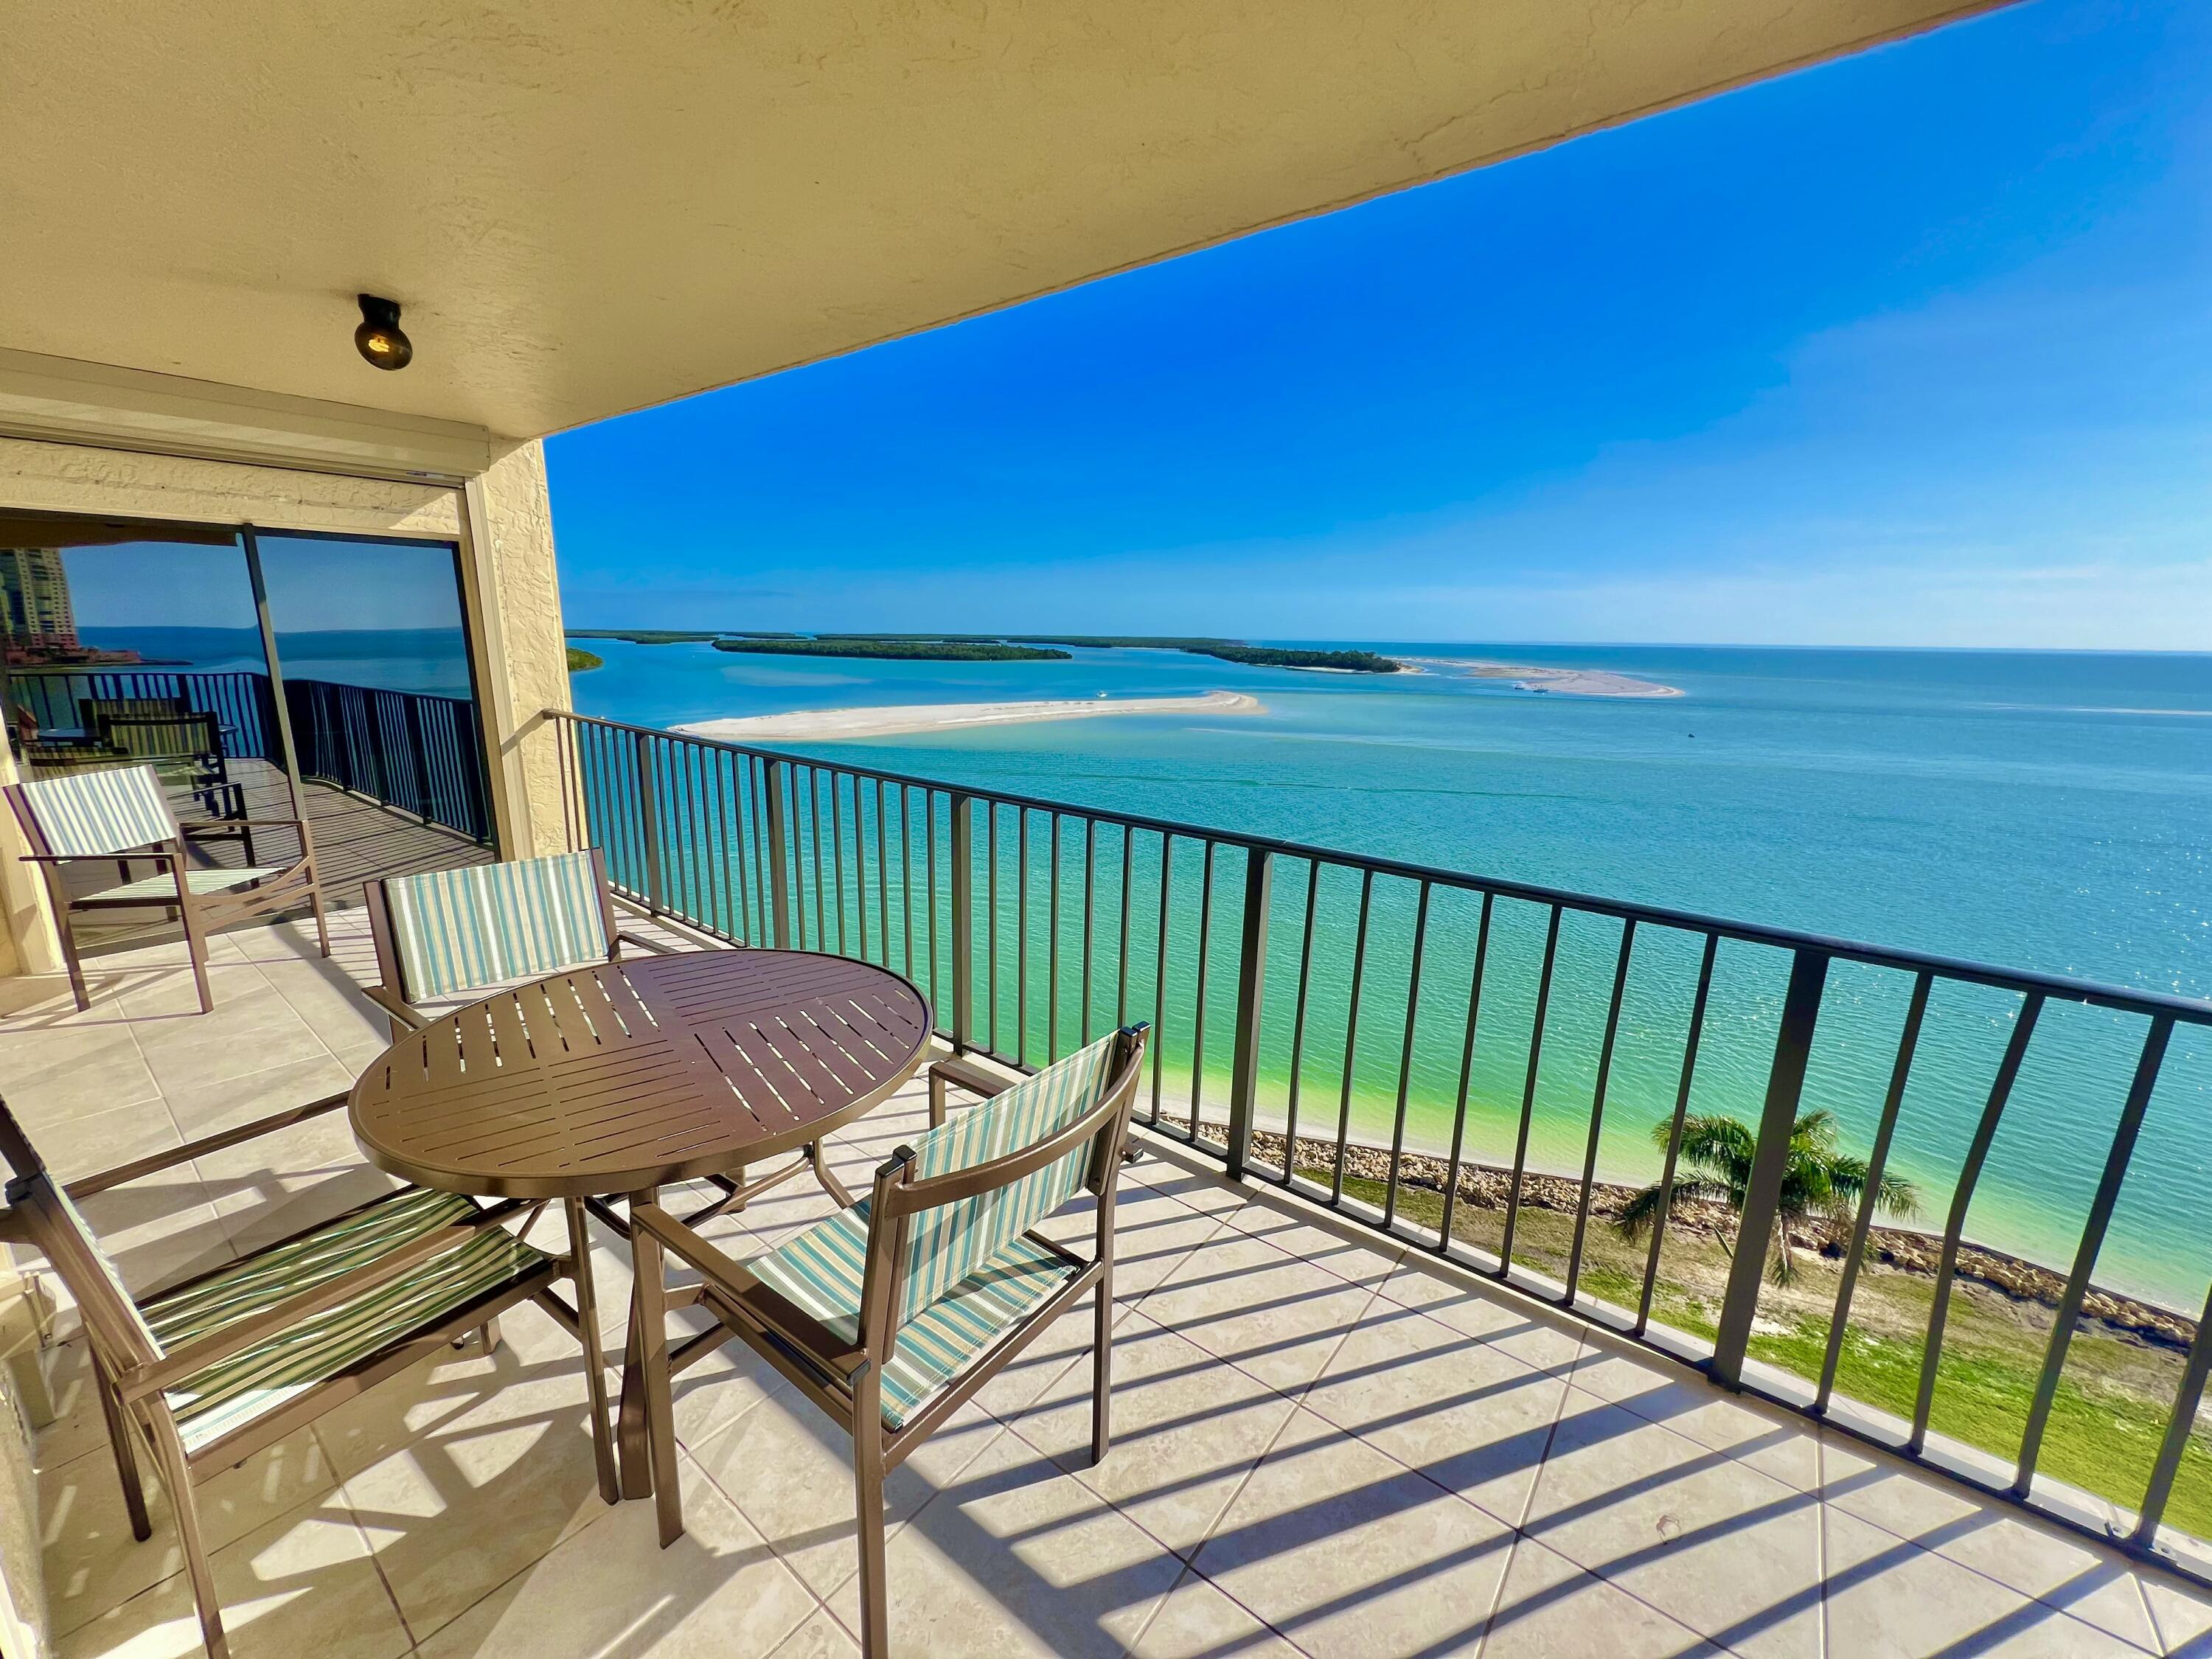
[571,636,2212,1307]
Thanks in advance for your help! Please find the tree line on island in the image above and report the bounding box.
[565,629,1403,673]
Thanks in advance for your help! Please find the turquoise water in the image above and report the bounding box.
[571,639,2212,1305]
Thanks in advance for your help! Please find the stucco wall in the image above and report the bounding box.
[463,440,570,857]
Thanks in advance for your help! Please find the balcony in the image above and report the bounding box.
[7,760,2211,1658]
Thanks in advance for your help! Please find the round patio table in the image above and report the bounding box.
[347,946,932,1500]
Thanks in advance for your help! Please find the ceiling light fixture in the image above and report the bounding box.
[353,294,413,370]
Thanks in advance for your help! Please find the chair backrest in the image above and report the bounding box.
[8,765,178,858]
[886,1027,1145,1323]
[371,848,615,1003]
[97,711,223,765]
[0,1098,163,1369]
[78,695,187,730]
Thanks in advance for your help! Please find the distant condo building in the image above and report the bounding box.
[0,546,139,667]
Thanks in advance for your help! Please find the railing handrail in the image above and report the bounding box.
[543,708,2212,1028]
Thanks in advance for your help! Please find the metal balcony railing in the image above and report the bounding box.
[544,707,2212,1576]
[10,667,491,842]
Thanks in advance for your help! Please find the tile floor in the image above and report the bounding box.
[5,911,2211,1658]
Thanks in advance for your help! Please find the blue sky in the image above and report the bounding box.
[547,0,2211,650]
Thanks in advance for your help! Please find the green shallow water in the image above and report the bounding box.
[574,639,2212,1307]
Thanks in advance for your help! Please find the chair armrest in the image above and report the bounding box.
[66,1092,352,1199]
[630,1201,869,1380]
[613,927,684,956]
[363,984,427,1032]
[17,848,172,866]
[929,1055,1014,1100]
[120,1196,532,1400]
[178,815,309,836]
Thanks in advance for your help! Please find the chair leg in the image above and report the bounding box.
[178,897,213,1014]
[853,1399,891,1658]
[145,1410,229,1659]
[308,878,330,958]
[54,911,91,1012]
[928,1070,947,1128]
[88,1349,151,1540]
[1091,1267,1114,1466]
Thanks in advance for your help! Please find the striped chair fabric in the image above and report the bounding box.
[18,766,175,858]
[749,1033,1119,1425]
[105,868,286,902]
[142,1187,549,1454]
[383,851,610,1002]
[750,1198,1073,1427]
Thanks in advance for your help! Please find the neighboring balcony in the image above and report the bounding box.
[2,705,2207,1658]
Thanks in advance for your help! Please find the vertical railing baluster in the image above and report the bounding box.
[925,790,940,1010]
[2014,1015,2172,1492]
[1711,948,1834,1390]
[1048,815,1062,1062]
[874,777,890,969]
[831,773,850,954]
[810,768,828,949]
[1382,882,1432,1229]
[1190,841,1217,1141]
[1225,849,1271,1181]
[1815,969,1928,1400]
[1910,992,2043,1447]
[633,730,664,913]
[2136,1275,2212,1545]
[1637,933,1719,1338]
[1282,859,1321,1189]
[1116,827,1133,1032]
[1565,919,1638,1306]
[1017,808,1030,1068]
[1081,819,1096,1046]
[1438,892,1495,1249]
[950,794,973,1051]
[1152,834,1172,1131]
[900,786,916,984]
[987,804,998,1048]
[1498,905,1564,1272]
[764,758,792,948]
[1332,869,1375,1205]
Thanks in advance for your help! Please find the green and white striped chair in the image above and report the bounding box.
[4,763,326,1014]
[0,1089,618,1659]
[625,1025,1150,1658]
[361,846,674,1036]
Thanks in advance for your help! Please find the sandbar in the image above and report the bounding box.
[674,689,1264,742]
[1399,657,1683,698]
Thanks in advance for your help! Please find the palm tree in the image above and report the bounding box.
[1615,1110,1919,1286]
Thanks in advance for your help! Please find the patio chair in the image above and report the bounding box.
[93,710,243,822]
[625,1024,1150,1657]
[78,694,189,732]
[0,1091,621,1659]
[4,764,327,1015]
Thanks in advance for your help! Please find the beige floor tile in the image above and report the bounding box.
[409,1451,816,1656]
[57,1498,407,1659]
[1013,1311,1298,1558]
[768,1606,862,1658]
[686,1377,1001,1599]
[1572,1342,1820,1491]
[1821,1432,2160,1651]
[2138,1569,2212,1655]
[1302,1293,1568,1527]
[126,984,327,1100]
[1124,1567,1302,1658]
[40,1429,338,1637]
[32,1338,115,1474]
[1481,1534,1725,1658]
[74,1179,234,1298]
[32,1102,179,1184]
[0,1023,162,1127]
[154,1052,355,1139]
[192,1105,402,1259]
[333,1326,623,1638]
[1191,1408,1509,1658]
[1032,1178,1228,1306]
[253,959,389,1058]
[1125,1153,1251,1217]
[1523,1392,1822,1658]
[824,1426,1186,1658]
[1373,1257,1587,1376]
[1823,1505,2147,1657]
[1219,1199,1406,1290]
[1136,1228,1375,1396]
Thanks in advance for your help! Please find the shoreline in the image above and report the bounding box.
[672,688,1263,742]
[1399,655,1683,698]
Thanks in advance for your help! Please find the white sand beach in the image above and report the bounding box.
[674,689,1264,742]
[1399,657,1683,698]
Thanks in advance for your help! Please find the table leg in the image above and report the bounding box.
[564,1197,621,1506]
[809,1140,855,1208]
[617,1186,658,1500]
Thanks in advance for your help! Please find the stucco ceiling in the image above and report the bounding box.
[3,0,2004,442]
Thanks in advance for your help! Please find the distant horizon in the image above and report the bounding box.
[547,0,2211,654]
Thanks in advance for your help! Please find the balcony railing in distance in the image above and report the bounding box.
[544,707,2212,1584]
